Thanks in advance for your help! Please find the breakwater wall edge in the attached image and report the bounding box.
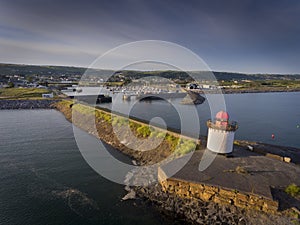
[54,100,293,215]
[4,99,298,222]
[54,100,201,165]
[158,168,279,214]
[0,99,59,109]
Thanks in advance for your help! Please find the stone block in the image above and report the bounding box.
[284,157,291,163]
[262,199,279,212]
[219,188,236,199]
[204,185,219,193]
[200,191,214,201]
[236,193,249,202]
[213,195,232,205]
[234,200,248,208]
[190,184,204,192]
[248,195,258,204]
[266,153,283,161]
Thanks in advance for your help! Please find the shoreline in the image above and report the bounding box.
[190,88,300,95]
[52,100,299,225]
[1,99,299,224]
[0,99,59,110]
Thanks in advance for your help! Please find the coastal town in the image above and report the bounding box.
[1,63,300,224]
[1,0,300,224]
[1,64,300,101]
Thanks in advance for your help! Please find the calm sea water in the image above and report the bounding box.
[1,92,299,224]
[100,92,300,148]
[0,110,174,225]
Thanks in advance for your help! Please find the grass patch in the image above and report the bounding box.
[112,116,128,127]
[72,104,95,116]
[174,139,197,156]
[136,125,152,137]
[58,100,74,107]
[165,134,179,149]
[149,130,166,138]
[164,134,197,156]
[96,110,111,122]
[56,101,198,157]
[285,184,300,197]
[0,87,51,99]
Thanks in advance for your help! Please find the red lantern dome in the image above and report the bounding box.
[215,111,229,121]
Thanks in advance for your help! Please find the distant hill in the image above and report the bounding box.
[118,70,300,81]
[0,63,87,76]
[0,63,299,81]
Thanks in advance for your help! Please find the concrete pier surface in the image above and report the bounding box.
[159,147,300,212]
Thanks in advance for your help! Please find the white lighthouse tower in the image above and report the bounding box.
[206,111,238,154]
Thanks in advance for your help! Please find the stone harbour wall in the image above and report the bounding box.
[0,99,59,109]
[158,168,279,214]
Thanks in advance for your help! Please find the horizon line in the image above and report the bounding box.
[1,61,300,76]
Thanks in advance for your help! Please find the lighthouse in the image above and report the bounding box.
[206,111,238,154]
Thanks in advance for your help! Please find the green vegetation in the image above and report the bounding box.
[174,139,197,156]
[0,87,51,100]
[162,133,197,156]
[285,184,300,197]
[129,120,141,130]
[290,211,299,220]
[165,134,179,149]
[8,82,14,88]
[72,104,95,115]
[149,130,166,138]
[95,110,112,123]
[220,79,300,90]
[136,125,152,137]
[58,100,73,107]
[56,100,199,157]
[233,140,241,145]
[112,116,128,127]
[0,63,87,76]
[1,63,300,85]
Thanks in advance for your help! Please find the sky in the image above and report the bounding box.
[0,0,300,73]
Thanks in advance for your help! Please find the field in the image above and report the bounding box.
[0,88,51,100]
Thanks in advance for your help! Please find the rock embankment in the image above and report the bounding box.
[181,90,205,105]
[133,184,294,225]
[0,99,59,109]
[54,100,300,225]
[123,159,297,225]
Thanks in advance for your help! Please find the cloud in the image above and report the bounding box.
[0,0,299,73]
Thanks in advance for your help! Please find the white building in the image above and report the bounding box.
[206,111,238,154]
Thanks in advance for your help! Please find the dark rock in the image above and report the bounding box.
[181,90,205,105]
[0,100,59,110]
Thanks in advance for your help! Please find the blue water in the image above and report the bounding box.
[0,92,299,224]
[224,92,300,148]
[0,110,174,225]
[100,92,300,148]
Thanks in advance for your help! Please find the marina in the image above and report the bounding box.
[62,85,189,103]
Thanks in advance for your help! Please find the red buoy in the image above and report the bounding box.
[271,134,275,139]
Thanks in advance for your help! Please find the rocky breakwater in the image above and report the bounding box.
[54,100,300,225]
[54,100,201,166]
[126,168,293,225]
[181,90,205,105]
[124,167,248,224]
[0,99,59,109]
